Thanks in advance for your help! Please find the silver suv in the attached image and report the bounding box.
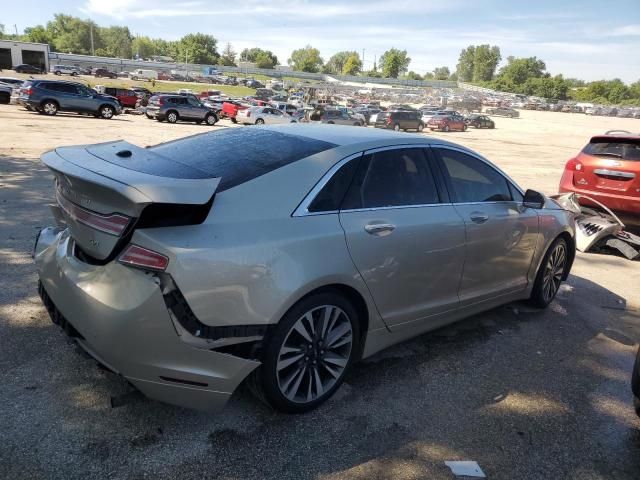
[146,94,219,125]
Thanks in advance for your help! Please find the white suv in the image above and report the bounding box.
[51,65,80,76]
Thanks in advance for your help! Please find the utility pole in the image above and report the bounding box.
[14,24,18,35]
[185,50,188,78]
[362,48,365,70]
[90,22,94,55]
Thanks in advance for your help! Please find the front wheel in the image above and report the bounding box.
[99,105,115,119]
[205,113,218,125]
[256,292,360,413]
[255,118,265,125]
[529,237,568,308]
[41,101,58,116]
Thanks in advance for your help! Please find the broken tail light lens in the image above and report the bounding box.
[565,158,583,171]
[118,244,169,271]
[56,190,130,236]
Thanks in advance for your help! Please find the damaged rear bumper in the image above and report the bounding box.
[34,228,260,412]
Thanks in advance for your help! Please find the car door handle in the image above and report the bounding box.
[469,212,489,224]
[364,223,396,236]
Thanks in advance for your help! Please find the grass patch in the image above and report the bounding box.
[83,77,254,97]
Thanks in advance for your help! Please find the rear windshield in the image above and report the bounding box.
[584,138,640,161]
[149,129,336,191]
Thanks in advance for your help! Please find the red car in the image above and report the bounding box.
[427,114,467,132]
[559,131,640,219]
[103,87,139,108]
[220,101,249,123]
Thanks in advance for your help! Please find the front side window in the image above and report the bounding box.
[342,148,440,209]
[436,148,512,203]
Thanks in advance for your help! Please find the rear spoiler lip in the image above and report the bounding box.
[41,142,220,206]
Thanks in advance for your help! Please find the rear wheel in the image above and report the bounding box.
[417,123,424,132]
[529,237,568,308]
[462,124,467,131]
[41,101,58,116]
[166,111,178,123]
[256,291,360,413]
[255,118,265,125]
[99,105,115,119]
[394,123,400,131]
[54,71,61,76]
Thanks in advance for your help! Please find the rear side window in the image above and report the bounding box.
[436,149,511,203]
[308,156,361,213]
[342,148,440,209]
[583,138,640,161]
[148,129,337,190]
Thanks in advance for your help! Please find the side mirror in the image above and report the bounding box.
[523,189,545,209]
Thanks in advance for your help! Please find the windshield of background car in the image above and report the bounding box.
[584,138,640,161]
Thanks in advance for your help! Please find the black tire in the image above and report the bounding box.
[255,118,265,125]
[205,113,218,125]
[231,117,237,124]
[256,291,360,413]
[166,110,178,123]
[462,124,467,131]
[529,237,569,308]
[353,122,360,126]
[327,121,335,124]
[0,92,9,105]
[99,105,115,119]
[145,113,153,119]
[393,123,400,131]
[71,72,77,76]
[443,124,450,132]
[41,100,58,116]
[54,71,61,76]
[417,123,424,132]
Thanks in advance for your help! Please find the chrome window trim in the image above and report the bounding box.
[430,143,526,198]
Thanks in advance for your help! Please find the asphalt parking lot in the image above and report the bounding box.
[1,105,639,479]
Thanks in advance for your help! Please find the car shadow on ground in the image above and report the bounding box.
[1,270,639,480]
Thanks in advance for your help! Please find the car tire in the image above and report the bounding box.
[255,291,360,413]
[54,71,61,76]
[231,117,237,124]
[255,118,265,125]
[205,113,218,126]
[41,101,58,116]
[145,113,153,119]
[71,72,77,76]
[99,105,115,119]
[443,124,450,132]
[463,124,467,131]
[417,123,424,132]
[353,122,361,126]
[393,123,400,131]
[327,121,335,124]
[166,111,178,123]
[529,237,568,308]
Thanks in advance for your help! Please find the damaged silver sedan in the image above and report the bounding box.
[34,125,576,413]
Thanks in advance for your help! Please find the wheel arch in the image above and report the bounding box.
[40,98,59,108]
[556,230,575,280]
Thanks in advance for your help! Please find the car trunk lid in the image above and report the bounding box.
[575,136,640,198]
[41,141,219,261]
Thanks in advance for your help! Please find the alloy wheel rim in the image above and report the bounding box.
[168,113,177,122]
[276,305,353,404]
[44,103,56,114]
[542,243,566,303]
[102,107,113,118]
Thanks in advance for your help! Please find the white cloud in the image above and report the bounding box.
[607,24,640,36]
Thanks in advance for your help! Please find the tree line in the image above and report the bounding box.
[2,15,639,105]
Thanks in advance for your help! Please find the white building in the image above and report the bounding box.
[0,40,50,72]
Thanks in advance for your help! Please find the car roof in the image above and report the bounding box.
[260,124,461,150]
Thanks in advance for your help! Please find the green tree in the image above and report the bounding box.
[423,72,435,80]
[240,47,278,66]
[497,56,546,85]
[46,14,101,54]
[404,71,423,80]
[325,51,359,75]
[379,48,410,78]
[132,36,155,59]
[432,66,450,80]
[472,45,501,82]
[218,42,237,66]
[288,45,323,73]
[173,33,219,64]
[342,54,362,75]
[23,25,51,44]
[254,52,277,69]
[456,46,475,82]
[100,26,132,58]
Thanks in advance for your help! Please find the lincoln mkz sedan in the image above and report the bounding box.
[34,125,576,413]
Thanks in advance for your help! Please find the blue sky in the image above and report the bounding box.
[3,0,640,82]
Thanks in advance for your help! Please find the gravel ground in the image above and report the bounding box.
[0,105,639,480]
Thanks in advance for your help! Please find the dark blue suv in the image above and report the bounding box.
[19,80,122,119]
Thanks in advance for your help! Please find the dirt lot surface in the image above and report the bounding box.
[1,104,639,480]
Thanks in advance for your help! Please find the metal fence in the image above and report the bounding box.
[49,52,458,89]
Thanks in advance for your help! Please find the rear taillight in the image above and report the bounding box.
[565,158,583,172]
[118,244,169,271]
[157,97,164,105]
[56,190,130,236]
[23,87,33,96]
